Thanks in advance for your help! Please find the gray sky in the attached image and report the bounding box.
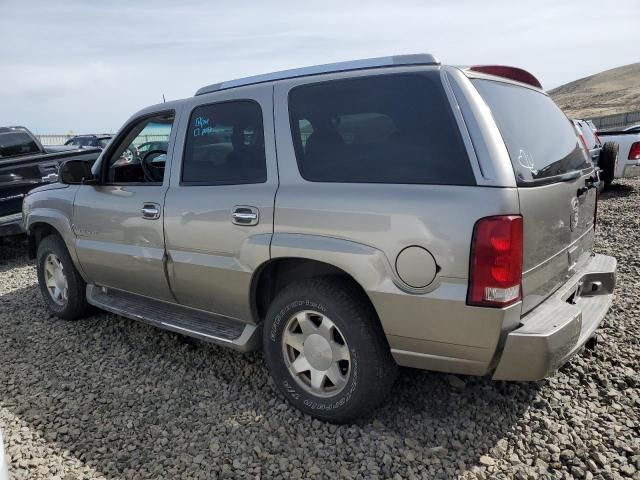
[0,0,637,133]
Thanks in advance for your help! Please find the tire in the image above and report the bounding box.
[263,276,397,423]
[599,141,618,189]
[36,234,92,320]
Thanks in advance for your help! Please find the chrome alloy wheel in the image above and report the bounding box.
[282,310,351,397]
[43,253,68,305]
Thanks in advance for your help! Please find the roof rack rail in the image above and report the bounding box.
[195,53,439,96]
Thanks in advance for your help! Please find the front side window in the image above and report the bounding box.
[288,72,475,185]
[105,112,174,184]
[0,131,40,158]
[182,101,267,185]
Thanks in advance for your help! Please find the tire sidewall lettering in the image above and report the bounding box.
[272,299,358,412]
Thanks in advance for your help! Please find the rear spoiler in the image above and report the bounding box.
[467,65,543,89]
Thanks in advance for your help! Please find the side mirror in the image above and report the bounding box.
[59,159,98,185]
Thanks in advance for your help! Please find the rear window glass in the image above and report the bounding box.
[473,80,590,184]
[289,73,475,185]
[182,101,267,185]
[0,131,40,158]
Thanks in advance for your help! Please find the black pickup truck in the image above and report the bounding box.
[0,126,101,236]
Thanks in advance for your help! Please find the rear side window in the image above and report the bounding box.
[289,73,475,185]
[182,101,267,185]
[0,131,40,158]
[473,80,591,185]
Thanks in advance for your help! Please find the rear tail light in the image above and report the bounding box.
[594,133,602,146]
[629,142,640,160]
[468,215,523,307]
[578,133,590,157]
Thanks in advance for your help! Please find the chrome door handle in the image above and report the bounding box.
[232,212,257,220]
[141,203,161,220]
[231,206,259,226]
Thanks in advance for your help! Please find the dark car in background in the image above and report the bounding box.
[65,134,113,149]
[0,126,101,237]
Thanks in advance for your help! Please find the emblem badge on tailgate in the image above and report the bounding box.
[569,197,579,232]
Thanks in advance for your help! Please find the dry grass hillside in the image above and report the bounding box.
[549,63,640,118]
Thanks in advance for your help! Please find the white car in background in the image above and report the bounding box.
[598,124,640,185]
[0,430,8,480]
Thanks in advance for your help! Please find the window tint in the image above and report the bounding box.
[288,73,474,185]
[473,80,591,185]
[105,113,173,184]
[0,131,40,158]
[182,101,267,185]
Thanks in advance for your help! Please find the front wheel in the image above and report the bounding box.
[36,235,93,320]
[263,276,397,423]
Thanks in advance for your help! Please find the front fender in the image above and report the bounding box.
[24,185,85,277]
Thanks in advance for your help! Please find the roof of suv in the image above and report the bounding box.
[195,54,440,96]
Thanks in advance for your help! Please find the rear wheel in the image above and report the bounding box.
[263,276,397,423]
[599,141,618,189]
[36,235,92,320]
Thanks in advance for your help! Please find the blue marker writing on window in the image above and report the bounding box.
[195,116,210,128]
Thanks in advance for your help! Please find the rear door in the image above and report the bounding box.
[472,79,596,314]
[163,85,277,322]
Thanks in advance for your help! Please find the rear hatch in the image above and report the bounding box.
[472,79,596,314]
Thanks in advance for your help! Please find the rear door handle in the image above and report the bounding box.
[141,203,161,220]
[231,206,259,226]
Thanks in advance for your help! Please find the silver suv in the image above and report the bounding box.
[24,54,617,423]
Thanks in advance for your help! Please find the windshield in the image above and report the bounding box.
[0,131,40,158]
[473,79,591,185]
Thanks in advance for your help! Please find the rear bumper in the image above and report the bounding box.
[0,212,24,237]
[492,253,616,381]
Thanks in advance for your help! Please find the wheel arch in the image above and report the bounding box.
[251,234,391,328]
[26,216,86,280]
[28,221,62,259]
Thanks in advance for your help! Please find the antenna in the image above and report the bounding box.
[162,94,166,103]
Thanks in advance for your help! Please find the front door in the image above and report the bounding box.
[163,87,278,322]
[73,110,178,302]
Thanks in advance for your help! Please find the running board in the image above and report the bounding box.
[86,285,260,352]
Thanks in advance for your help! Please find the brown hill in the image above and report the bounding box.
[549,63,640,119]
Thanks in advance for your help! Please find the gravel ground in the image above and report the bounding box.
[1,180,639,480]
